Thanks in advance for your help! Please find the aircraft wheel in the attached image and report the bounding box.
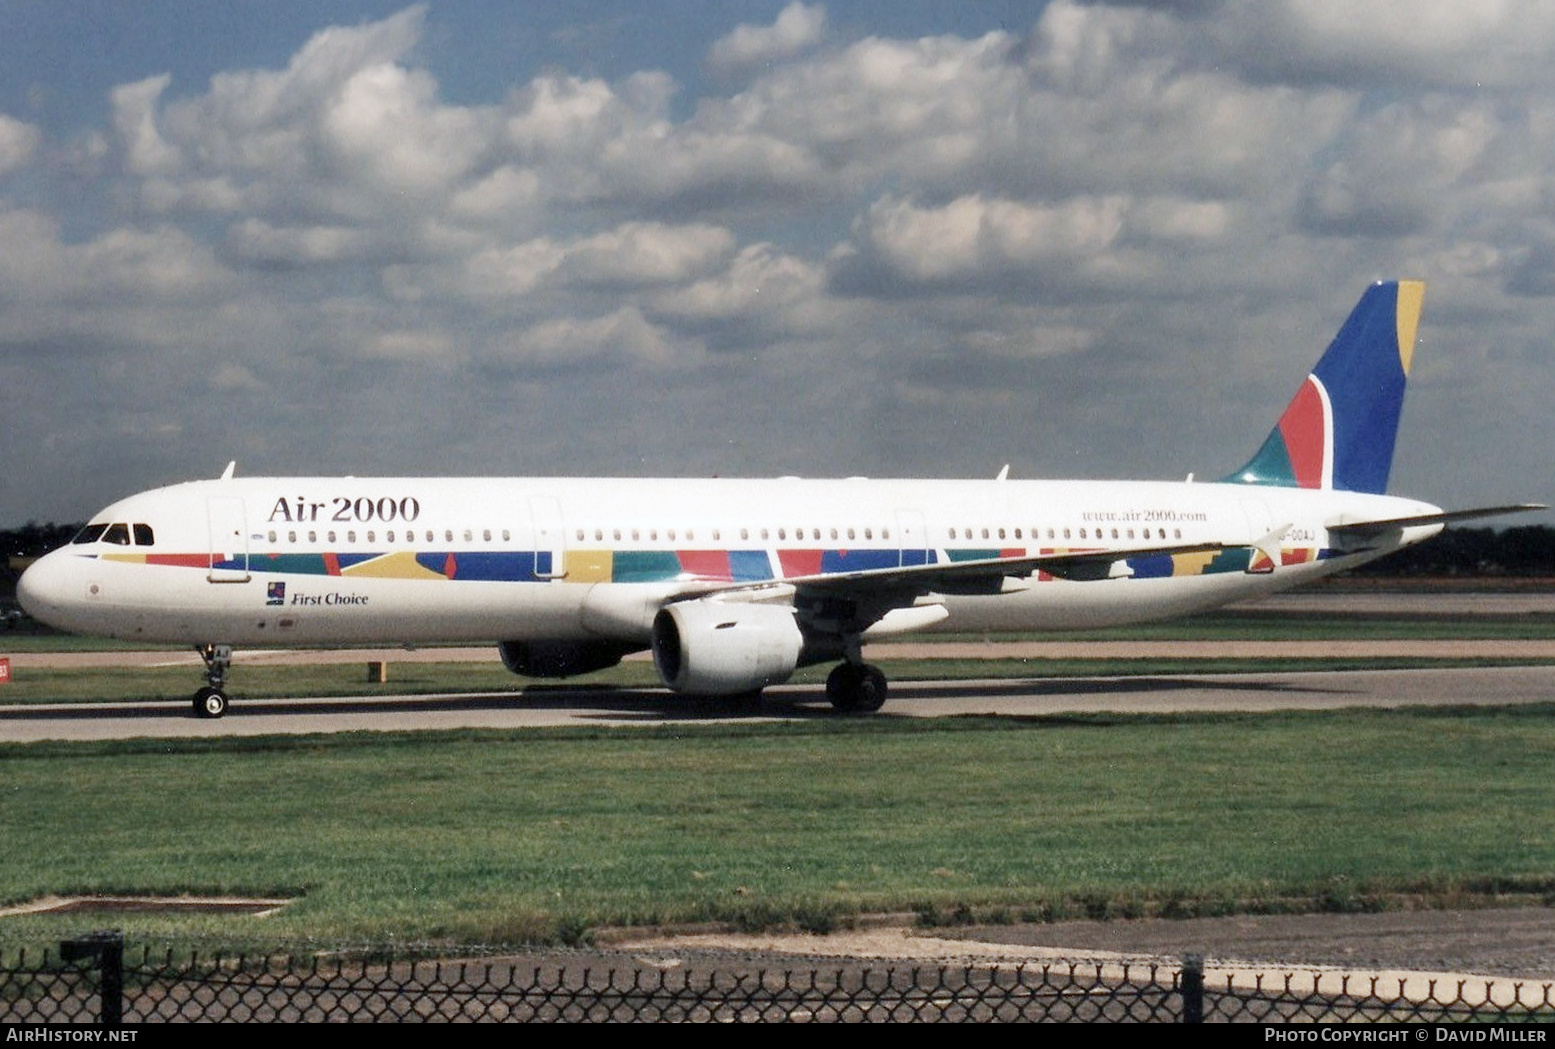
[854,664,888,713]
[827,663,887,714]
[827,663,861,711]
[193,686,228,719]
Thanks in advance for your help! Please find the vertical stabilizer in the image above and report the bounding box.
[1225,280,1423,495]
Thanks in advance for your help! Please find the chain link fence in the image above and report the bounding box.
[3,934,1552,1023]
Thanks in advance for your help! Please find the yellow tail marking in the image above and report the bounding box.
[1395,279,1425,376]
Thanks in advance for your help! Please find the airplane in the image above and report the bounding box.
[17,280,1543,719]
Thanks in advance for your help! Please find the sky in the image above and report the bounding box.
[2,1,1553,527]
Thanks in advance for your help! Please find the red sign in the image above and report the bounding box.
[0,657,9,684]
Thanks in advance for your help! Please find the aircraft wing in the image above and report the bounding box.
[670,540,1234,606]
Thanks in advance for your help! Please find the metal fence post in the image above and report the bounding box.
[60,931,124,1026]
[1180,953,1204,1023]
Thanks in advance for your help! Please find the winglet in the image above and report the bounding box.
[1227,281,1423,495]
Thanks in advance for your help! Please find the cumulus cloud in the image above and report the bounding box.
[5,1,1555,523]
[488,306,696,371]
[1213,0,1555,90]
[706,3,827,78]
[0,116,41,176]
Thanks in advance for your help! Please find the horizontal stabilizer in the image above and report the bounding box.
[1327,503,1546,539]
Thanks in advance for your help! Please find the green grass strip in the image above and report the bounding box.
[4,706,1555,951]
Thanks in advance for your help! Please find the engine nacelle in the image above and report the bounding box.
[498,639,639,679]
[651,600,804,695]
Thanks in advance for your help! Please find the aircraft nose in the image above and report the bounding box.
[16,549,85,630]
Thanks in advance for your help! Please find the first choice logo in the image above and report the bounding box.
[269,496,422,524]
[289,592,370,607]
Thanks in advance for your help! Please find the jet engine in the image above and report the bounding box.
[498,639,640,678]
[651,600,805,695]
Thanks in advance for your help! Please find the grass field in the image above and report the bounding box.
[3,603,1553,954]
[4,706,1555,953]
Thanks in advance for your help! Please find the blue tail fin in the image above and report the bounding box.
[1225,280,1423,495]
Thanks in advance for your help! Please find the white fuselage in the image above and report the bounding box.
[18,475,1442,647]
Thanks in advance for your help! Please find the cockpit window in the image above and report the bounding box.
[133,523,155,546]
[101,523,131,546]
[72,523,109,545]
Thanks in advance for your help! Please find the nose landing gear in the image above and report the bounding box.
[192,643,233,718]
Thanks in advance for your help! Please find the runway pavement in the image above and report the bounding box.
[5,588,1552,741]
[3,663,1553,742]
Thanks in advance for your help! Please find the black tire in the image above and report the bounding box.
[853,664,888,713]
[826,663,863,711]
[193,686,228,719]
[826,662,887,714]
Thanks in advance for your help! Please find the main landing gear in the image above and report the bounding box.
[193,643,233,719]
[826,661,887,714]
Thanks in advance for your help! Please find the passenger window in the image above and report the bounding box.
[483,529,492,542]
[503,530,511,542]
[267,530,277,544]
[367,531,376,543]
[103,523,131,545]
[348,530,357,543]
[308,531,317,543]
[288,531,297,543]
[133,524,155,546]
[864,528,872,540]
[328,531,337,543]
